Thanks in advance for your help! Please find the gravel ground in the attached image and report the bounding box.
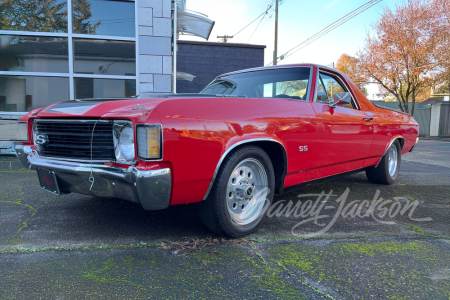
[1,139,449,299]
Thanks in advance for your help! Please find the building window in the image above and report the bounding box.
[125,75,136,97]
[73,39,135,75]
[0,0,137,112]
[0,36,69,73]
[74,78,136,99]
[72,0,135,37]
[75,78,94,99]
[0,76,69,111]
[0,0,68,33]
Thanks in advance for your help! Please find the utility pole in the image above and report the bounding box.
[217,35,233,43]
[273,0,279,65]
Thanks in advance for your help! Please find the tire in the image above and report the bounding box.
[365,140,401,185]
[198,146,275,237]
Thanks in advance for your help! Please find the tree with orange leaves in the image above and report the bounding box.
[355,0,442,116]
[335,54,368,96]
[432,0,450,95]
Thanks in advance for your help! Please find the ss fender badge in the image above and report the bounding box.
[299,145,308,152]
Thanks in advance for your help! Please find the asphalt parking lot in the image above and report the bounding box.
[1,139,449,299]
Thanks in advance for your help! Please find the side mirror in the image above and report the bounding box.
[329,92,352,108]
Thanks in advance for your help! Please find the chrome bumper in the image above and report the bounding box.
[14,144,171,210]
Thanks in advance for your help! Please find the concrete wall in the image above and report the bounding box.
[137,0,173,94]
[176,41,266,93]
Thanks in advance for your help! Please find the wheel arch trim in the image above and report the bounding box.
[375,135,404,168]
[202,138,288,200]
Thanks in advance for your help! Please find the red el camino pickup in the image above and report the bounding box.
[15,64,419,237]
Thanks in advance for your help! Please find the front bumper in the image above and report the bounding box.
[15,144,171,210]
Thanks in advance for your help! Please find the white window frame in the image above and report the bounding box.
[0,0,137,101]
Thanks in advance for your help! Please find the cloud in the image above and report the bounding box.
[325,0,338,10]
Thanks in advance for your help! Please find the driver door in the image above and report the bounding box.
[306,71,373,181]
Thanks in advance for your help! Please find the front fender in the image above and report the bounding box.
[202,136,287,200]
[155,97,315,205]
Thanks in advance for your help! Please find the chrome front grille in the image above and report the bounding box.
[35,119,115,161]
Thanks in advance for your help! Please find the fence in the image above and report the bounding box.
[439,103,450,136]
[413,108,431,136]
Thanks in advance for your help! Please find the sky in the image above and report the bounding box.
[179,0,407,100]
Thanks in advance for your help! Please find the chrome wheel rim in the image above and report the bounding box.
[226,158,268,225]
[388,145,398,177]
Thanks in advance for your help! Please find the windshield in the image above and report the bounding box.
[200,67,311,100]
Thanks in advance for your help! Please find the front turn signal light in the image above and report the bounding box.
[137,125,162,160]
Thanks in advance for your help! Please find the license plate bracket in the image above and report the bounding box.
[37,168,60,196]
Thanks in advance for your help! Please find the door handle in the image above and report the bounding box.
[362,117,373,122]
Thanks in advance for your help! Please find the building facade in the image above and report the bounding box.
[177,41,265,93]
[0,0,266,113]
[0,0,265,153]
[0,0,174,112]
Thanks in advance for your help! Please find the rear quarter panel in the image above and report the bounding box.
[343,75,419,165]
[362,106,418,166]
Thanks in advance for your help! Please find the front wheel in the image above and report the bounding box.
[366,140,401,185]
[198,146,275,237]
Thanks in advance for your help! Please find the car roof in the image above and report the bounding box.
[217,63,337,78]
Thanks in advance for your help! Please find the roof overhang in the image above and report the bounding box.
[177,11,215,40]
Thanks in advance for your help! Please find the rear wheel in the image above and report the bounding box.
[198,146,275,237]
[366,140,401,185]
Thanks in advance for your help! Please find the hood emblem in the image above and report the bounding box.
[35,133,49,146]
[132,104,147,110]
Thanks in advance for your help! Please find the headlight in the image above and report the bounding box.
[113,121,135,164]
[118,126,134,159]
[136,124,162,160]
[16,122,28,141]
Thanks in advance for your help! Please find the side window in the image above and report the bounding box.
[316,73,356,109]
[262,83,273,97]
[316,77,328,103]
[260,79,309,100]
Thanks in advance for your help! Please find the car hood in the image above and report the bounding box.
[36,98,169,123]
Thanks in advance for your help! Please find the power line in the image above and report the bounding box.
[269,0,381,65]
[248,0,286,42]
[233,0,275,37]
[247,3,272,42]
[267,0,382,66]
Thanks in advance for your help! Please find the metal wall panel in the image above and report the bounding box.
[439,103,450,136]
[139,55,163,73]
[139,36,171,55]
[153,18,172,37]
[413,108,431,136]
[139,0,163,17]
[154,74,171,92]
[163,56,172,74]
